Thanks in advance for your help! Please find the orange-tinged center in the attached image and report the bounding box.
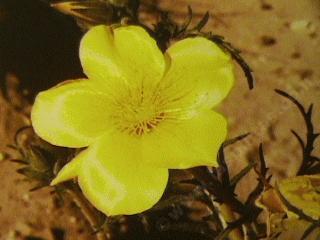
[110,84,169,136]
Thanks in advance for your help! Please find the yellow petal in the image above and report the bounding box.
[273,218,320,240]
[31,80,112,148]
[77,132,168,215]
[51,150,85,185]
[113,26,165,84]
[161,37,234,112]
[142,110,227,169]
[79,25,165,92]
[256,188,286,213]
[278,174,320,220]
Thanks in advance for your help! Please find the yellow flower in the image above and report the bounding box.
[277,174,320,220]
[31,25,234,215]
[257,175,320,223]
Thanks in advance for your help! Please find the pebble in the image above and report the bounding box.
[290,20,317,35]
[22,193,30,202]
[290,20,309,31]
[0,152,6,161]
[69,216,77,223]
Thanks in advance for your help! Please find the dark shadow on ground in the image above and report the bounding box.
[0,0,84,99]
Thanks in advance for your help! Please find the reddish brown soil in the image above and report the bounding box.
[0,0,319,239]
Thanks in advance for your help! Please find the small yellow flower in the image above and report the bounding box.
[277,174,320,220]
[31,25,234,215]
[257,174,320,231]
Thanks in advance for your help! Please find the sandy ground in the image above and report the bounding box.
[0,0,319,239]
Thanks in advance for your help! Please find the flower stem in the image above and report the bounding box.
[189,168,244,240]
[65,186,109,240]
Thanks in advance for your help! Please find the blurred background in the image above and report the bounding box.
[0,0,319,239]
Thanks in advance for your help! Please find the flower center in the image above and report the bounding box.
[110,86,167,136]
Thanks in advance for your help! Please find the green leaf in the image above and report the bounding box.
[194,11,209,31]
[230,161,256,188]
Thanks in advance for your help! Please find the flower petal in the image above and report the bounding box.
[76,132,168,215]
[51,150,85,185]
[161,37,234,112]
[142,110,227,169]
[31,80,112,148]
[79,25,165,91]
[278,174,320,220]
[113,26,165,84]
